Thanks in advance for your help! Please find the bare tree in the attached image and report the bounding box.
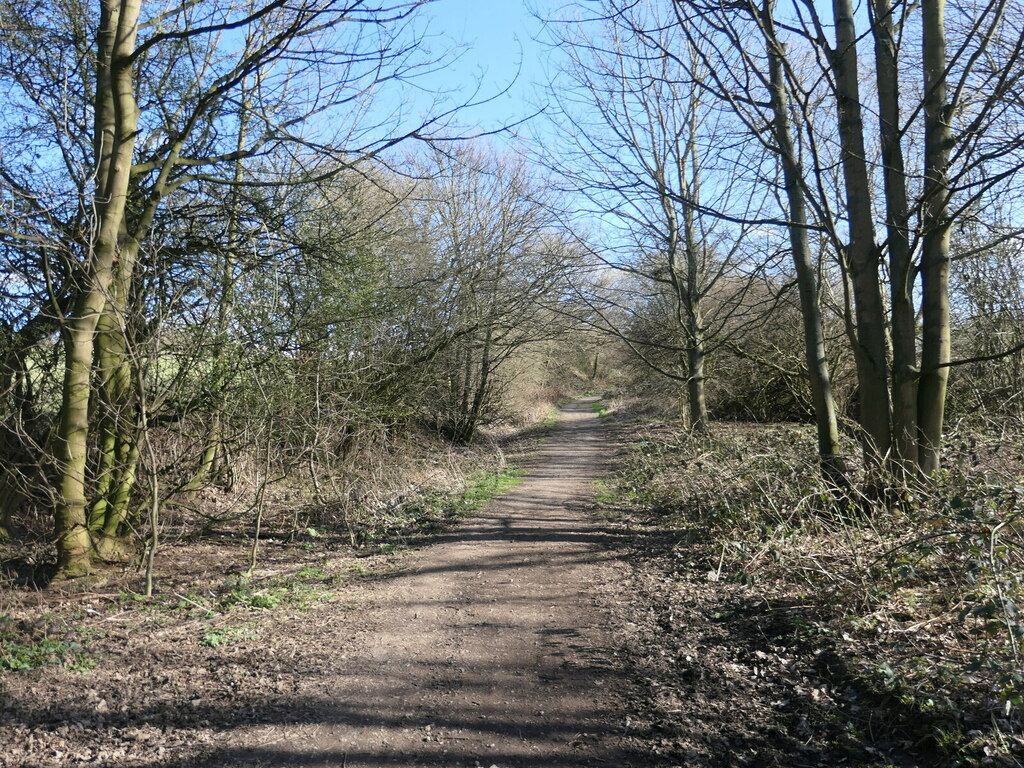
[539,1,779,433]
[0,0,465,575]
[662,0,1024,480]
[409,144,576,443]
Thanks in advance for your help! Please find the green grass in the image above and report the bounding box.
[591,400,610,416]
[539,412,561,429]
[372,464,525,542]
[201,625,258,648]
[0,634,94,672]
[219,567,338,611]
[222,587,284,609]
[459,465,524,510]
[592,478,620,506]
[536,401,565,429]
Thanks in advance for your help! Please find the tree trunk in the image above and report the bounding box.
[102,438,139,539]
[185,416,222,490]
[680,138,709,434]
[831,0,892,464]
[686,342,708,433]
[87,421,118,532]
[56,303,104,575]
[871,0,919,473]
[88,301,136,534]
[461,329,493,444]
[681,198,708,434]
[764,14,847,484]
[918,0,952,474]
[54,0,142,577]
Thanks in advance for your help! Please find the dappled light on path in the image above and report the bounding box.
[208,398,642,767]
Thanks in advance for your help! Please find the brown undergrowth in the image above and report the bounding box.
[600,400,1024,767]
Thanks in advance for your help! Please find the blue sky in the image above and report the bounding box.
[418,0,554,138]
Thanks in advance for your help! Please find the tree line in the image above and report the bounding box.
[0,0,584,577]
[543,0,1024,485]
[2,0,1024,580]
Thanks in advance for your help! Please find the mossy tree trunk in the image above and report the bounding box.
[88,288,140,545]
[54,0,143,577]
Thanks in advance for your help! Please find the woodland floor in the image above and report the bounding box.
[2,399,1012,767]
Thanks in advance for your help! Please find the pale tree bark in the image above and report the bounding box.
[918,0,953,474]
[657,129,708,434]
[685,328,708,432]
[679,88,709,433]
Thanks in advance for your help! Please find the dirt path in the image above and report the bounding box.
[17,400,1003,767]
[212,398,643,767]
